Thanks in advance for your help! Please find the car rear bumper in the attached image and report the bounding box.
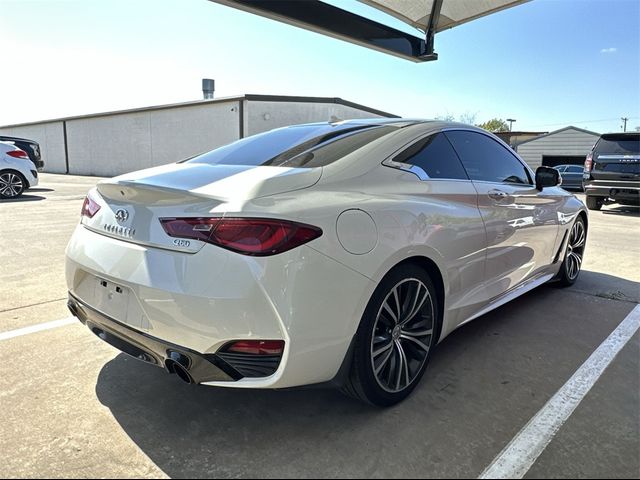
[584,183,640,203]
[65,224,374,388]
[24,168,39,188]
[68,293,240,384]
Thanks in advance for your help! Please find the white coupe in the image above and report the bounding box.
[66,119,587,406]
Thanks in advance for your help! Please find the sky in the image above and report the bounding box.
[1,0,639,133]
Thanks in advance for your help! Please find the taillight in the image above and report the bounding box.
[224,340,285,356]
[7,150,29,159]
[584,153,593,172]
[160,217,322,256]
[81,192,101,218]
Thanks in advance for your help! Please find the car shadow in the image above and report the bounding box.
[0,194,46,202]
[571,269,640,303]
[27,187,55,193]
[95,355,376,478]
[94,272,639,478]
[602,204,640,217]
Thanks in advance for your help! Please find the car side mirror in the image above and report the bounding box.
[535,166,561,190]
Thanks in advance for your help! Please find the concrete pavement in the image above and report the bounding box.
[0,176,638,478]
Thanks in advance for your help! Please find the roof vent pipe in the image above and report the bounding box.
[202,79,215,100]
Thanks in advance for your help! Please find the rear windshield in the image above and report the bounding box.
[594,135,640,155]
[188,124,397,168]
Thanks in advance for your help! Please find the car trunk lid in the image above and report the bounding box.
[85,162,322,253]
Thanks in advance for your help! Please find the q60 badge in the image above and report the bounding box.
[173,239,191,248]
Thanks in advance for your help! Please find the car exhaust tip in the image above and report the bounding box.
[67,300,78,318]
[174,364,194,384]
[166,359,194,385]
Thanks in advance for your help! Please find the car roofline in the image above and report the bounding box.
[282,119,485,130]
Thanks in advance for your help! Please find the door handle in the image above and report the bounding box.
[488,189,509,201]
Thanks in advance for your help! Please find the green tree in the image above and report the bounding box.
[477,118,510,132]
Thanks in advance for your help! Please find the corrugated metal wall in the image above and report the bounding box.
[516,128,600,169]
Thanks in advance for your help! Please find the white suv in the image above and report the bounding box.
[0,141,39,199]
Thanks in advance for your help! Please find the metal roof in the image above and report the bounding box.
[209,0,530,62]
[515,126,601,146]
[0,94,398,129]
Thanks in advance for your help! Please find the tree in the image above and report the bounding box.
[458,111,477,125]
[434,113,455,122]
[477,118,510,132]
[434,112,478,124]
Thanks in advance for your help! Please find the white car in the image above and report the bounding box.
[0,141,39,199]
[66,119,587,406]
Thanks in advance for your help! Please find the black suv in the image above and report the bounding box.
[583,132,640,210]
[0,136,44,171]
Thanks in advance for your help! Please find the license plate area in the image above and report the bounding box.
[93,278,130,322]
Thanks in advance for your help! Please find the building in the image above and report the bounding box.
[0,95,396,177]
[515,126,600,169]
[494,131,548,148]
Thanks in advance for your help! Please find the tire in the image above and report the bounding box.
[586,196,603,211]
[341,264,440,407]
[556,216,587,287]
[0,171,27,199]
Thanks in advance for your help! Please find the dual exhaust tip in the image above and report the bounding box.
[68,296,198,385]
[165,353,194,385]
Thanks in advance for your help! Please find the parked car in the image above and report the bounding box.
[0,135,44,171]
[0,141,39,199]
[583,132,640,210]
[553,164,584,191]
[65,119,588,406]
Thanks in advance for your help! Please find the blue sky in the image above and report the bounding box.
[1,0,638,133]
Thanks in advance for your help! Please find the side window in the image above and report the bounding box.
[567,166,583,173]
[555,166,566,173]
[392,133,469,180]
[445,131,532,185]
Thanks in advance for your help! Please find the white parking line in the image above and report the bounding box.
[479,304,640,479]
[0,317,77,341]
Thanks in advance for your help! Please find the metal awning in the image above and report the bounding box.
[209,0,530,62]
[361,0,529,32]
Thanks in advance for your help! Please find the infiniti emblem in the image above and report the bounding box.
[114,209,129,223]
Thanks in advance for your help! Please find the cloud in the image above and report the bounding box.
[600,47,618,54]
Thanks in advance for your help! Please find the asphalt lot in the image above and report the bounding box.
[1,173,638,479]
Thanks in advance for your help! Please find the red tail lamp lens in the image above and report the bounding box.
[584,153,593,172]
[81,193,101,218]
[160,217,322,256]
[226,340,285,356]
[7,150,29,159]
